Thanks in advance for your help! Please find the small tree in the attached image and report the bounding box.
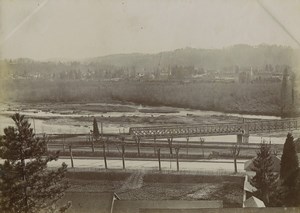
[250,141,277,206]
[0,113,70,213]
[91,117,100,152]
[92,117,100,139]
[200,138,205,157]
[231,143,240,174]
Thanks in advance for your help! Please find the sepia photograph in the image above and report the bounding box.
[0,0,300,212]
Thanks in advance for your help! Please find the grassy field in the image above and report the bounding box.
[2,79,291,116]
[66,171,244,208]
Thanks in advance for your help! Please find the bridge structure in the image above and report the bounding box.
[129,119,299,143]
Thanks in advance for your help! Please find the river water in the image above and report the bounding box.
[0,102,298,144]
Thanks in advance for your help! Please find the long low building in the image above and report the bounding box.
[139,207,300,213]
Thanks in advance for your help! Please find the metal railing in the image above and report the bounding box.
[129,119,298,138]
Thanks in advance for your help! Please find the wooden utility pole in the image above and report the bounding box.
[175,146,180,172]
[186,137,189,155]
[168,137,173,155]
[136,137,141,157]
[154,136,157,156]
[91,136,95,153]
[122,139,126,170]
[69,145,74,168]
[103,138,108,169]
[157,148,161,171]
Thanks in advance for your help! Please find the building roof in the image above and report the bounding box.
[139,210,221,213]
[112,200,223,213]
[244,180,257,193]
[244,155,281,172]
[243,196,265,208]
[59,192,117,213]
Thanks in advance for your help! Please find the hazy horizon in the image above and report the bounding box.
[1,43,299,62]
[1,0,300,60]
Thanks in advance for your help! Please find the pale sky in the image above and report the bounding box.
[1,0,300,60]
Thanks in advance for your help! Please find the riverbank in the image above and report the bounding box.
[2,101,298,140]
[1,100,289,117]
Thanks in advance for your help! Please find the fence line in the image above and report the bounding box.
[56,167,245,176]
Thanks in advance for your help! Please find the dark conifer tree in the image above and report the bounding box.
[250,141,277,206]
[0,113,70,213]
[279,133,299,206]
[280,133,299,183]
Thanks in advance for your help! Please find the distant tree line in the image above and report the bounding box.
[2,44,299,81]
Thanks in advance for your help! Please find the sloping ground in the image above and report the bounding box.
[119,171,145,191]
[66,171,243,208]
[115,182,242,208]
[208,182,243,208]
[58,192,114,213]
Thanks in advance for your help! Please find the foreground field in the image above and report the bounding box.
[66,171,244,208]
